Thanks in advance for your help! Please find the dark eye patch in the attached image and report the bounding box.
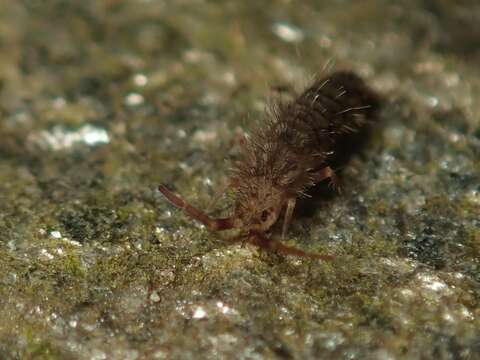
[260,210,269,222]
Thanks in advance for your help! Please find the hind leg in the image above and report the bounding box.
[312,166,341,193]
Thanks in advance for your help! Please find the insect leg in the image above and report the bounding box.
[281,198,296,240]
[252,231,334,261]
[312,166,341,193]
[158,184,235,231]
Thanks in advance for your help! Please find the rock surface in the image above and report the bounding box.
[0,1,479,359]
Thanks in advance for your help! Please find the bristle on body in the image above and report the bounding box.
[231,71,381,198]
[159,71,381,260]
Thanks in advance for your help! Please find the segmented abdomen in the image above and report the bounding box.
[274,71,381,157]
[234,71,381,195]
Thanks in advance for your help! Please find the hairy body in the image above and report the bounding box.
[159,71,381,259]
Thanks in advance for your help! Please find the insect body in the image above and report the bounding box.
[159,71,380,260]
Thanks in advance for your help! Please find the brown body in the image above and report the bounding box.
[159,71,381,260]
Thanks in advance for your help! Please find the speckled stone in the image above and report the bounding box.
[0,1,479,359]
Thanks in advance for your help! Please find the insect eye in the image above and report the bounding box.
[260,210,269,222]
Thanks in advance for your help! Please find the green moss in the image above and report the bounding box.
[24,341,62,360]
[0,0,479,358]
[19,326,75,360]
[466,229,480,255]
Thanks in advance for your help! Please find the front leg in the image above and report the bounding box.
[281,198,296,240]
[251,231,334,261]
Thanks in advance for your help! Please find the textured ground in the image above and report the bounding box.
[0,1,479,359]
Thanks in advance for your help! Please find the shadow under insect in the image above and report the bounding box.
[159,71,382,260]
[295,120,379,218]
